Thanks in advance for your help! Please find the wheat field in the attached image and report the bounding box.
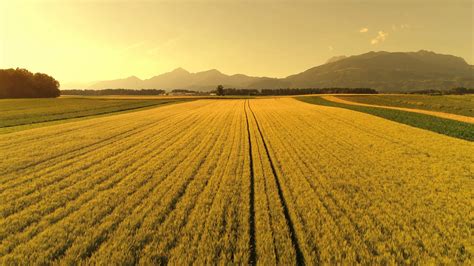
[0,98,472,264]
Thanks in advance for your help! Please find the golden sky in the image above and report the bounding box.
[1,0,472,87]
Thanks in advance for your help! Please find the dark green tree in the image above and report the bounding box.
[216,85,224,96]
[0,68,60,98]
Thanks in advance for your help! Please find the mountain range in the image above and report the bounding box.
[88,50,474,92]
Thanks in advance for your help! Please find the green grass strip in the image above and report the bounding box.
[0,100,189,135]
[297,96,474,142]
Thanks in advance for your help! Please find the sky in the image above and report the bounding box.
[0,0,472,87]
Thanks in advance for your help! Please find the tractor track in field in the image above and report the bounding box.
[244,100,257,265]
[247,100,305,265]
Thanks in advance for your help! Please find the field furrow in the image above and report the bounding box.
[0,98,471,264]
[0,102,221,261]
[142,101,248,264]
[249,98,473,263]
[247,100,305,264]
[85,101,240,264]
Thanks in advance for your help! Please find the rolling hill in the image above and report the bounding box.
[276,50,474,92]
[91,68,262,91]
[90,50,474,92]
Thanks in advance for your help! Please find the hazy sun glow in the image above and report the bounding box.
[1,0,472,87]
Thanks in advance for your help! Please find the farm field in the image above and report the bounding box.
[0,98,472,264]
[335,94,474,117]
[0,97,185,133]
[298,96,474,141]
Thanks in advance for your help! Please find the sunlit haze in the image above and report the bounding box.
[1,0,472,87]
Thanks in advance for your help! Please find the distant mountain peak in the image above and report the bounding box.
[417,49,434,54]
[89,50,473,92]
[198,69,222,75]
[126,75,141,80]
[171,67,189,74]
[281,50,473,92]
[326,55,347,64]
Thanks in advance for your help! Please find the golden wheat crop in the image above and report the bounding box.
[0,98,472,264]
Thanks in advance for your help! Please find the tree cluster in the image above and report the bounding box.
[0,68,60,98]
[408,87,474,95]
[62,89,166,96]
[260,88,378,95]
[170,89,208,95]
[217,88,260,96]
[213,86,378,96]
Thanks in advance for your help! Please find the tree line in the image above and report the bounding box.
[170,89,209,95]
[62,89,166,96]
[408,87,474,95]
[0,68,60,98]
[215,86,378,96]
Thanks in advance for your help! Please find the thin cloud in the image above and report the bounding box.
[392,24,410,31]
[328,45,334,51]
[371,31,388,45]
[146,36,182,55]
[119,42,146,54]
[359,27,369,33]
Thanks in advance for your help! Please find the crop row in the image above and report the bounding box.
[0,98,472,264]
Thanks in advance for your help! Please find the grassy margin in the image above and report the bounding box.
[335,94,474,117]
